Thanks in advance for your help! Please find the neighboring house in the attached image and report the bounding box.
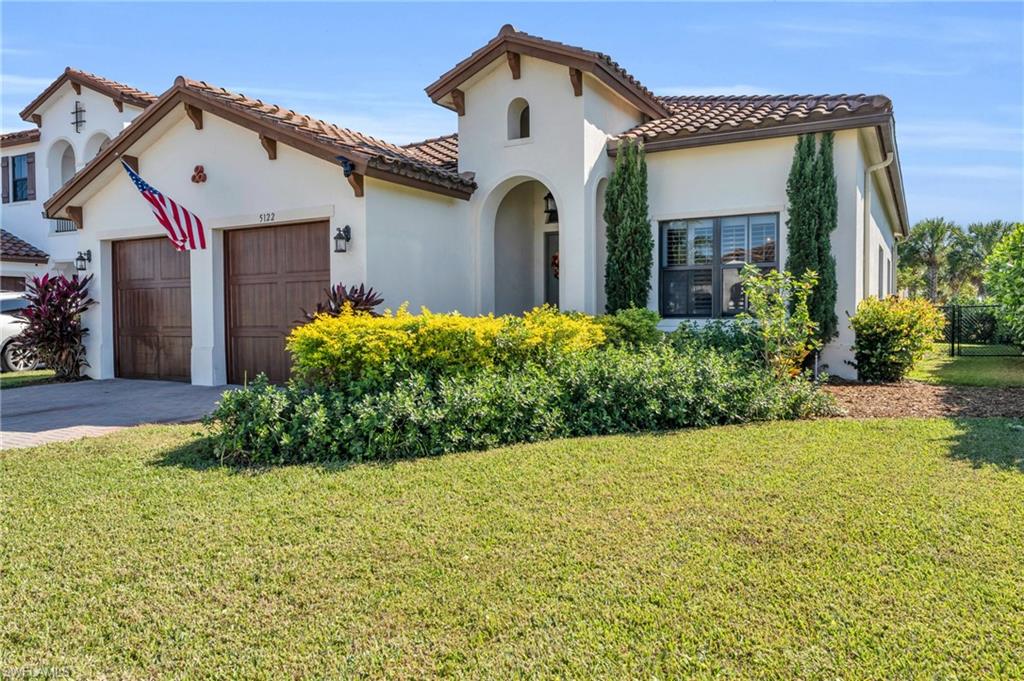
[0,229,49,291]
[39,25,905,384]
[0,68,154,287]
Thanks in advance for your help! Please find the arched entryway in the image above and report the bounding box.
[48,139,77,194]
[490,177,560,315]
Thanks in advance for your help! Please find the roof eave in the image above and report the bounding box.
[19,68,153,122]
[425,33,668,120]
[46,82,474,217]
[607,111,910,237]
[1,254,50,264]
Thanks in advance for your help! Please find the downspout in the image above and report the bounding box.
[862,152,894,298]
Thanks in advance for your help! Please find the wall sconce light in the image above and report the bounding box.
[74,250,92,271]
[334,225,352,253]
[543,192,558,224]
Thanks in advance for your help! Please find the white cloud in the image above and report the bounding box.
[1,47,39,57]
[865,64,969,77]
[656,84,776,97]
[907,164,1023,181]
[767,16,1010,46]
[898,120,1024,152]
[1,74,54,94]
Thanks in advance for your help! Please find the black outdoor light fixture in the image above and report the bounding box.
[334,225,352,253]
[543,192,558,224]
[74,249,92,271]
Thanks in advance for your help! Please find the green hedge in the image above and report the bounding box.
[206,345,836,465]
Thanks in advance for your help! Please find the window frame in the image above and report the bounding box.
[658,212,780,319]
[11,153,30,203]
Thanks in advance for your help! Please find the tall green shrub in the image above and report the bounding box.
[785,133,838,345]
[604,139,653,312]
[811,132,838,341]
[984,222,1024,345]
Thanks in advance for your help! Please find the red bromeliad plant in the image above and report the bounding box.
[12,273,96,380]
[300,282,384,321]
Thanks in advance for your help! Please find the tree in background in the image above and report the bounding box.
[984,223,1024,345]
[948,220,1015,298]
[784,133,838,344]
[899,217,959,302]
[604,139,653,313]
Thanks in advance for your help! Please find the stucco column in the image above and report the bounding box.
[84,238,115,380]
[189,230,226,386]
[558,190,586,312]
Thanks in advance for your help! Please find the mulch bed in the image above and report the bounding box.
[823,381,1024,419]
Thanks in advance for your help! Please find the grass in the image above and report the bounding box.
[3,419,1023,678]
[909,343,1024,387]
[0,369,55,390]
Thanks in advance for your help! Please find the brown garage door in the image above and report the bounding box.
[114,237,192,381]
[225,221,329,384]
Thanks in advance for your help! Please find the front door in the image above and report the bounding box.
[544,231,559,308]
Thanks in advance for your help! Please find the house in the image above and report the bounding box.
[1,68,155,285]
[34,25,905,383]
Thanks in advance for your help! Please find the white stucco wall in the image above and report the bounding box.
[75,107,365,385]
[364,178,471,314]
[460,56,602,314]
[644,129,876,379]
[2,82,143,269]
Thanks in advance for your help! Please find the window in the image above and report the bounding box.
[507,98,530,140]
[12,154,30,202]
[660,213,778,317]
[886,257,892,296]
[878,246,884,297]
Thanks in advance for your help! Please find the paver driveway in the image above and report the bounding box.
[0,379,227,450]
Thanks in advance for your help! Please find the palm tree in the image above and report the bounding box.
[948,220,1014,298]
[899,218,960,302]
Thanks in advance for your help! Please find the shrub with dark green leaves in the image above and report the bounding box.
[597,307,663,348]
[206,346,836,465]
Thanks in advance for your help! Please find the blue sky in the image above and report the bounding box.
[2,2,1021,225]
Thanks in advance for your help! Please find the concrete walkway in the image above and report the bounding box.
[1,379,228,450]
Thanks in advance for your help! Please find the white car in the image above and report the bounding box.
[0,291,39,372]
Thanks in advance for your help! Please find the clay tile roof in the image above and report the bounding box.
[19,67,157,121]
[1,229,49,263]
[178,78,474,194]
[620,93,893,144]
[426,24,669,120]
[1,128,40,148]
[402,133,460,173]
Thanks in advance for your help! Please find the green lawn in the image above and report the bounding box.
[0,369,55,390]
[3,419,1023,678]
[909,343,1024,387]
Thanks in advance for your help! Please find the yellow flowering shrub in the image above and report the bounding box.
[287,304,605,391]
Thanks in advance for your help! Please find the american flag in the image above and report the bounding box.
[121,159,207,251]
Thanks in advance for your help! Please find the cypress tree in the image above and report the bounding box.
[811,131,839,342]
[785,134,819,286]
[785,132,839,345]
[604,139,654,312]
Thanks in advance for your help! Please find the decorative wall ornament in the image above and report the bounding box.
[191,165,207,183]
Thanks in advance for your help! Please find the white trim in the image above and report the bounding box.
[651,204,785,223]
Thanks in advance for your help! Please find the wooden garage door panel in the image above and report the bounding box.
[226,221,329,384]
[114,238,192,381]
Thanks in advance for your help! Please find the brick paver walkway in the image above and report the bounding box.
[1,379,228,450]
